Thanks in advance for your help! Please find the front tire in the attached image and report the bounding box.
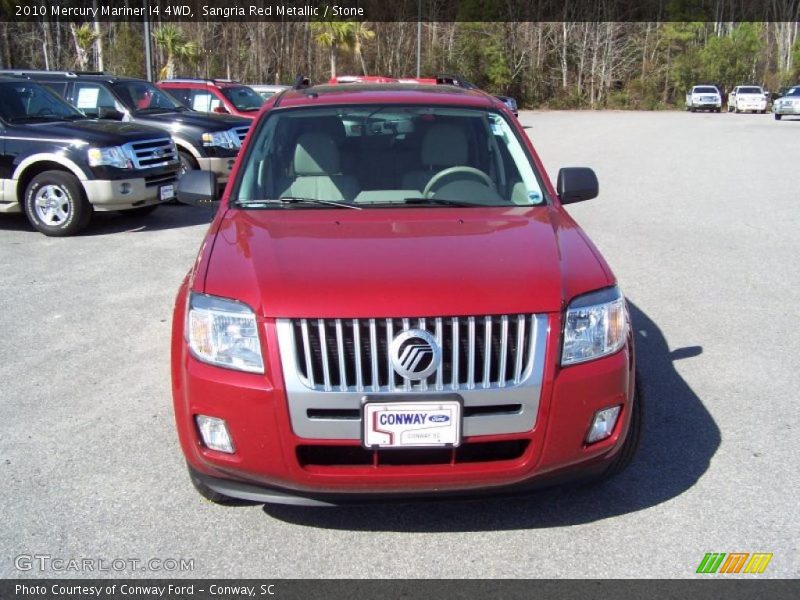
[178,150,198,176]
[23,171,92,237]
[775,113,782,120]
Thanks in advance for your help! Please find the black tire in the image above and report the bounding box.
[187,465,238,505]
[123,204,160,218]
[178,150,198,176]
[23,170,92,236]
[596,371,644,481]
[775,113,782,121]
[690,106,696,113]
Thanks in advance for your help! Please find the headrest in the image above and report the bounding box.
[293,132,340,175]
[421,123,468,167]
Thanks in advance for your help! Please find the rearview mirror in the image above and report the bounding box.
[557,167,599,204]
[177,170,219,206]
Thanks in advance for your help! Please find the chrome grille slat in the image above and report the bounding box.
[291,314,539,393]
[123,137,178,169]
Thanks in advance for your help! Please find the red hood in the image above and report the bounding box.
[201,206,612,318]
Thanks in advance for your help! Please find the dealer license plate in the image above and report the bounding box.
[362,399,462,448]
[160,184,174,201]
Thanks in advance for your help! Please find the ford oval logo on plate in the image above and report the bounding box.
[429,415,450,423]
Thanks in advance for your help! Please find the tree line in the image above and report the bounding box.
[0,20,798,108]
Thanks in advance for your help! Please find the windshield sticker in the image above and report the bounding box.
[76,87,99,109]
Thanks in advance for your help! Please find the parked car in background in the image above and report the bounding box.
[249,84,289,100]
[158,78,265,119]
[496,95,519,117]
[0,77,180,236]
[727,85,768,113]
[772,85,800,120]
[171,78,641,505]
[0,71,252,182]
[685,85,722,112]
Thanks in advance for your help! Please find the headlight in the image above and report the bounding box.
[201,130,240,150]
[562,286,628,366]
[186,293,263,373]
[87,146,131,169]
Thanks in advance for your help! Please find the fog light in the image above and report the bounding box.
[119,182,131,195]
[196,415,235,453]
[586,406,622,444]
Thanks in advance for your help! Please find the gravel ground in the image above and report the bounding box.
[0,109,797,579]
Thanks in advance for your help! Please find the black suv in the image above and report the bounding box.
[1,71,251,184]
[0,77,181,236]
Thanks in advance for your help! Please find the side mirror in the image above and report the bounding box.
[557,167,599,204]
[97,106,124,120]
[213,105,229,114]
[177,170,219,206]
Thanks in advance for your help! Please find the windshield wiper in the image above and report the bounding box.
[237,197,362,210]
[402,197,476,207]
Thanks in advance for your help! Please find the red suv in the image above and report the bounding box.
[172,80,641,505]
[158,78,265,119]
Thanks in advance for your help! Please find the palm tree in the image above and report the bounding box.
[152,25,198,80]
[352,22,375,75]
[311,21,356,80]
[70,23,99,71]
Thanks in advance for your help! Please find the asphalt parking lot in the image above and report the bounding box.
[1,110,798,579]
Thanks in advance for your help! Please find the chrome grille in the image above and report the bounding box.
[234,126,249,144]
[291,315,536,393]
[123,138,178,169]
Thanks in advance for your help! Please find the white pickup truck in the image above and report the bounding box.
[728,86,768,113]
[685,86,722,112]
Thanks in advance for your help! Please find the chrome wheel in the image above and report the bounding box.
[34,184,71,226]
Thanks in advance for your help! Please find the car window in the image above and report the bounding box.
[219,86,265,112]
[190,90,223,112]
[738,87,763,94]
[165,87,192,108]
[234,105,546,209]
[72,83,123,117]
[110,81,184,113]
[694,87,718,94]
[0,81,85,122]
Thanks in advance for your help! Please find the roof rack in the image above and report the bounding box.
[161,77,238,85]
[292,74,311,90]
[0,69,109,78]
[435,74,478,90]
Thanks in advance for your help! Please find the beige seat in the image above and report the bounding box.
[279,132,359,202]
[401,123,469,192]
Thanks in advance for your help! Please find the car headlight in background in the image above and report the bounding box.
[201,130,240,150]
[187,293,263,373]
[562,286,628,366]
[87,146,132,169]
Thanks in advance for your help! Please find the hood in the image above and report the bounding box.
[201,207,612,318]
[131,110,249,132]
[11,120,170,146]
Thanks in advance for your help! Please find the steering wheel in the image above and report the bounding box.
[422,166,495,198]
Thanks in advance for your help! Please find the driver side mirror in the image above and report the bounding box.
[557,167,599,204]
[97,106,124,120]
[177,170,219,206]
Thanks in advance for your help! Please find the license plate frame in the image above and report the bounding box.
[160,184,175,201]
[361,394,463,449]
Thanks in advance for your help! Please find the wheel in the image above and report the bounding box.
[775,114,782,121]
[715,108,721,113]
[178,150,198,176]
[123,204,159,218]
[690,106,696,112]
[23,170,92,236]
[733,105,739,113]
[187,465,238,504]
[760,110,766,114]
[596,371,644,481]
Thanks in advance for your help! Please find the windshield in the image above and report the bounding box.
[111,81,185,113]
[738,87,763,94]
[220,86,265,112]
[0,81,85,122]
[233,105,546,209]
[694,87,718,94]
[785,87,800,96]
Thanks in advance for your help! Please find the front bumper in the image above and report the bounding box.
[197,156,237,183]
[171,286,636,502]
[82,170,179,211]
[774,104,800,115]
